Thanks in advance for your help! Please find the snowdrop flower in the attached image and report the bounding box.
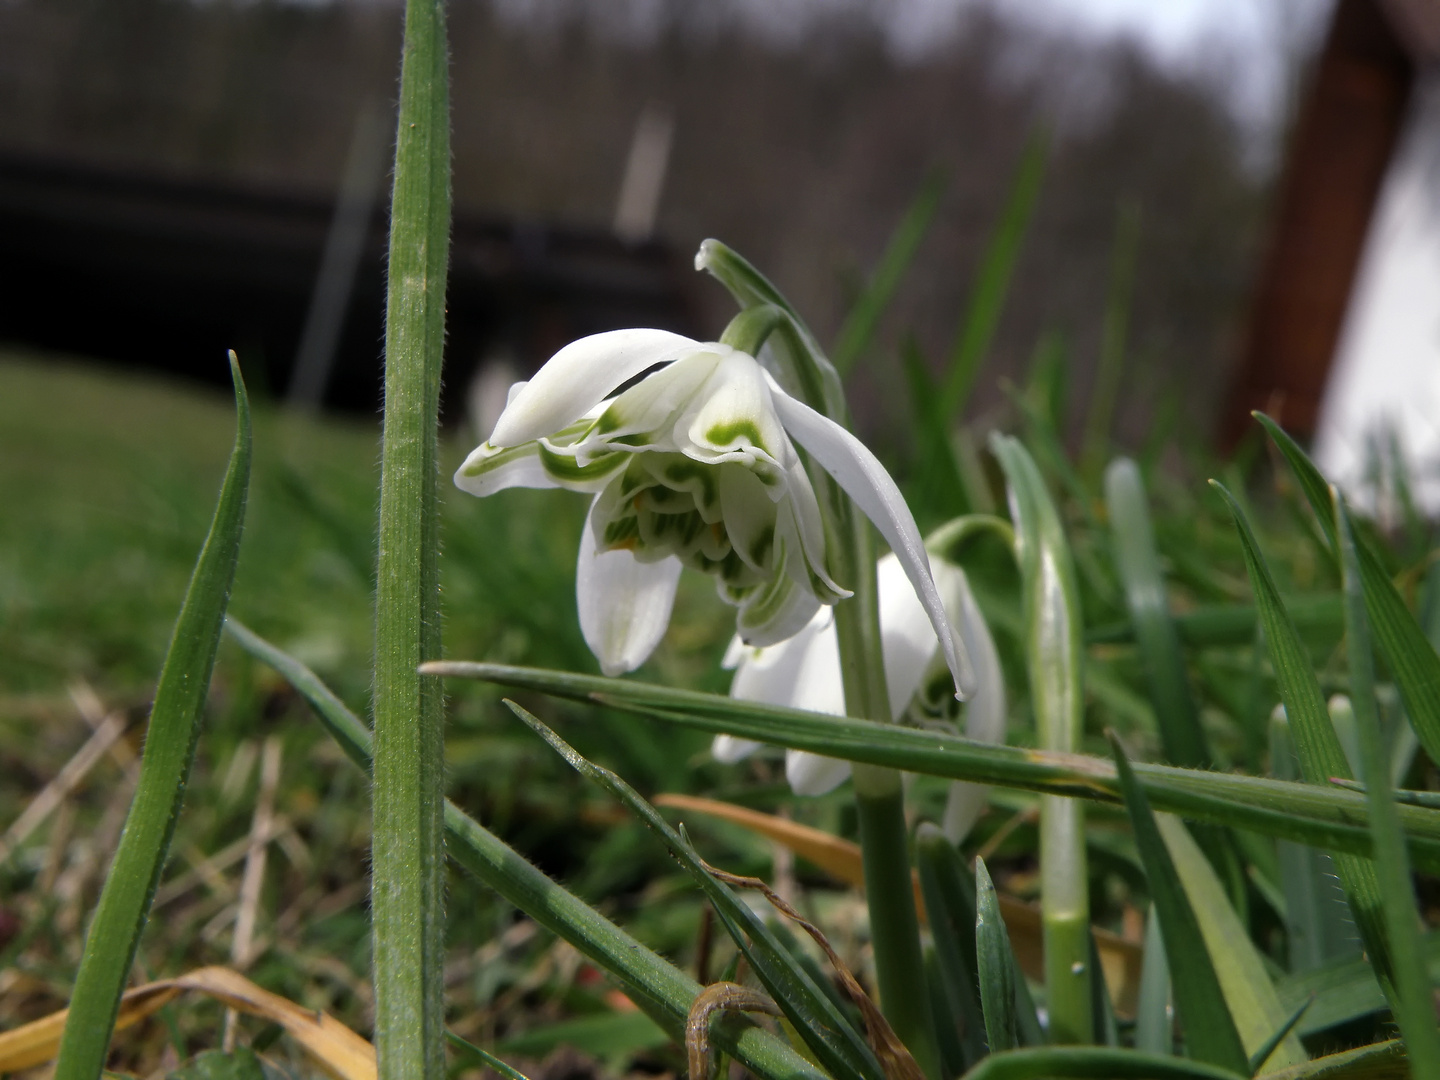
[455,328,975,698]
[714,553,1006,843]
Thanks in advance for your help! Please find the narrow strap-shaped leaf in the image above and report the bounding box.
[1212,482,1399,1015]
[1108,736,1249,1077]
[916,826,988,1067]
[503,703,885,1080]
[976,858,1023,1053]
[56,357,252,1080]
[1269,713,1358,972]
[1134,906,1171,1056]
[959,1047,1244,1080]
[222,620,828,1080]
[1246,998,1312,1077]
[1104,458,1210,769]
[991,435,1091,1043]
[832,169,947,377]
[1275,930,1440,1038]
[421,661,1440,868]
[1334,494,1440,1075]
[1153,817,1306,1071]
[1254,412,1440,769]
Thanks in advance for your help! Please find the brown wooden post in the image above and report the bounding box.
[1222,0,1413,447]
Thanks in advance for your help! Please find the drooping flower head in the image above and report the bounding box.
[455,328,975,700]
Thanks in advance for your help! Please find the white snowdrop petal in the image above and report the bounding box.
[576,499,682,676]
[785,751,852,796]
[454,442,563,497]
[712,734,762,763]
[772,391,978,699]
[491,329,708,447]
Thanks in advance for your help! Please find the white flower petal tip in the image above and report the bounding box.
[786,751,851,796]
[694,239,719,272]
[771,393,979,701]
[489,328,707,447]
[712,734,762,764]
[576,505,682,676]
[942,781,992,846]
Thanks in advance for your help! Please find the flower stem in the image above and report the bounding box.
[834,521,942,1080]
[372,0,450,1077]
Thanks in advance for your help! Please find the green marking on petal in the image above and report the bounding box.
[460,442,532,478]
[705,418,767,452]
[748,525,776,569]
[537,445,626,485]
[602,515,640,549]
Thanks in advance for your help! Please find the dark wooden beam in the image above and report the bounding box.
[1222,0,1412,446]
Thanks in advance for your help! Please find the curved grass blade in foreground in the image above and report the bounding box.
[55,356,251,1080]
[223,620,828,1080]
[420,661,1440,867]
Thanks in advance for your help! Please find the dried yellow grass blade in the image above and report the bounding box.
[653,793,1141,1013]
[0,966,375,1080]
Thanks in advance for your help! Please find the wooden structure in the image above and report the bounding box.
[0,153,699,414]
[1222,0,1440,446]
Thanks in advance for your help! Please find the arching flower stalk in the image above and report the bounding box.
[455,326,976,700]
[714,551,1007,842]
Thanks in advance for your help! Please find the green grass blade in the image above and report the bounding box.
[1246,998,1312,1077]
[975,857,1023,1053]
[1154,815,1306,1071]
[422,661,1440,868]
[1212,481,1400,1018]
[1334,494,1440,1074]
[915,825,989,1066]
[1262,1039,1405,1080]
[1254,413,1440,769]
[1088,596,1343,650]
[959,1047,1245,1080]
[832,169,947,377]
[445,1031,533,1080]
[1134,906,1172,1056]
[991,435,1091,1043]
[1268,714,1358,972]
[503,702,886,1080]
[223,620,829,1080]
[373,0,451,1074]
[1276,931,1440,1038]
[937,130,1048,423]
[1108,735,1249,1076]
[1104,458,1209,768]
[56,357,252,1080]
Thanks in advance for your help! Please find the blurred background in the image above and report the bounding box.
[0,0,1342,447]
[8,1,1440,1062]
